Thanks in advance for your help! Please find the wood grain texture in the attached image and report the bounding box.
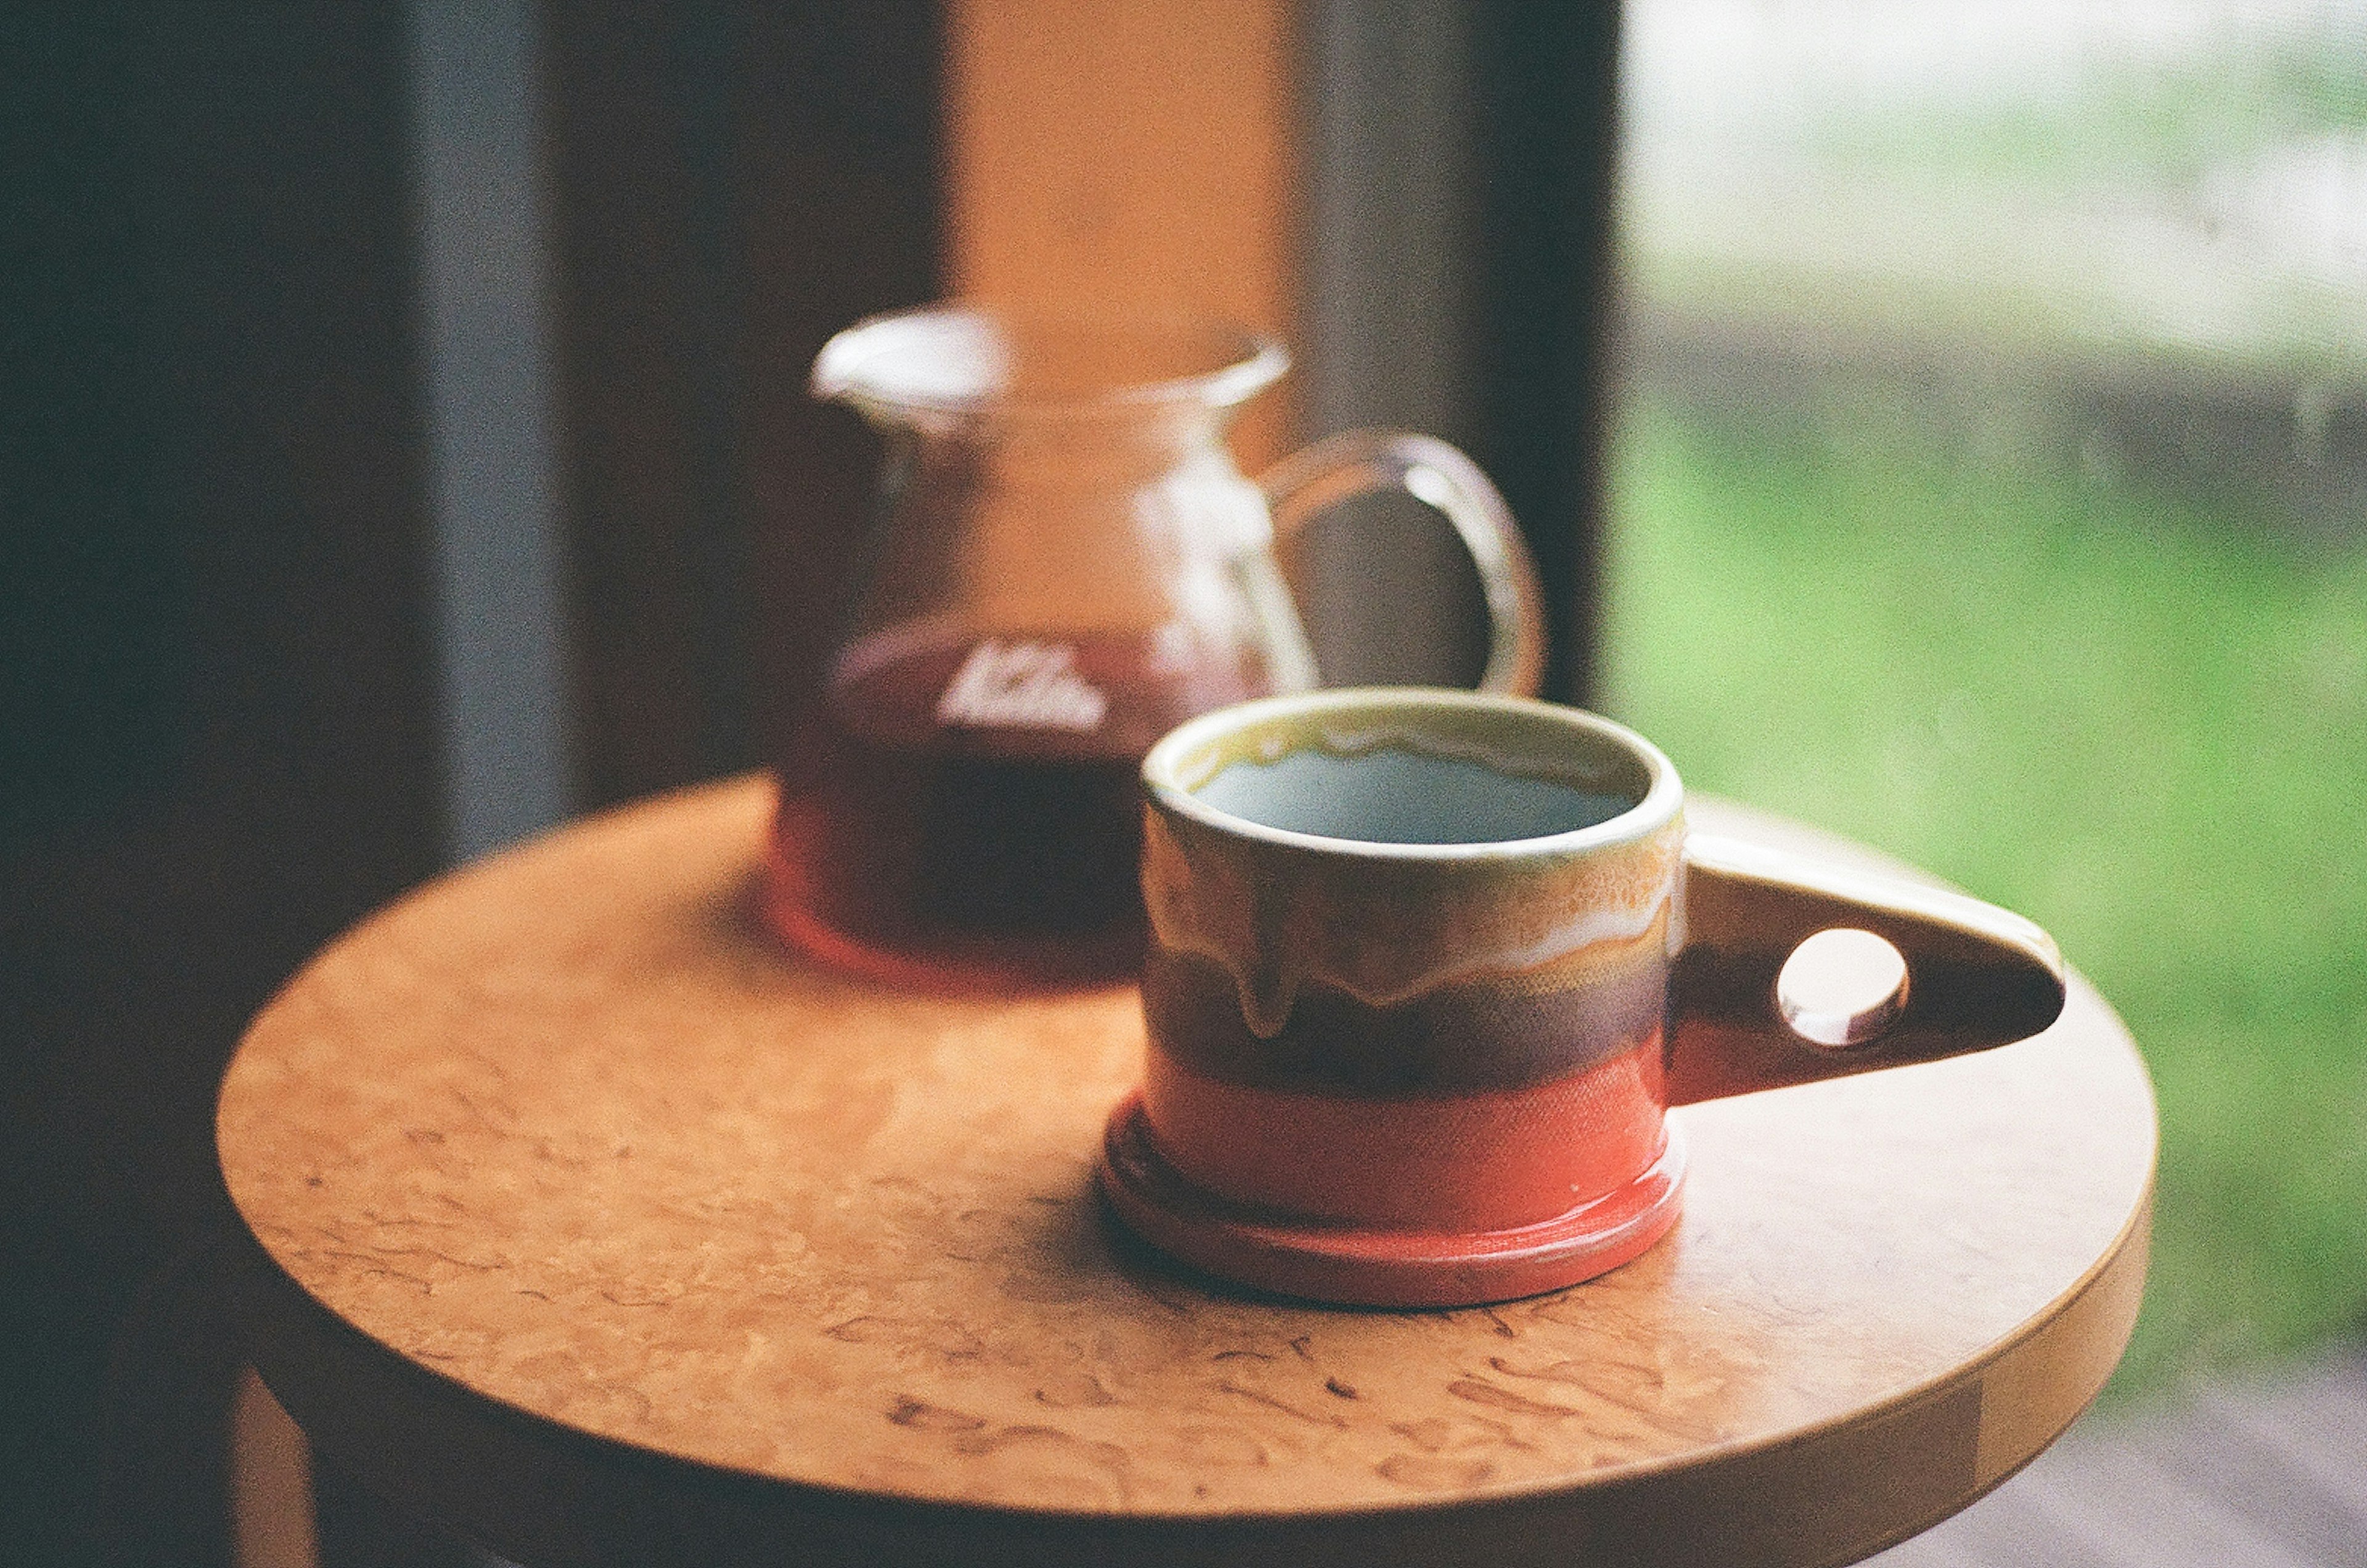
[216,778,2155,1567]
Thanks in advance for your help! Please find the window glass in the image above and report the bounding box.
[1609,0,2367,1396]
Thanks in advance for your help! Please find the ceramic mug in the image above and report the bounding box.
[1096,688,2067,1307]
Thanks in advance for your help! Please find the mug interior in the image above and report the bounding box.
[1146,690,1670,851]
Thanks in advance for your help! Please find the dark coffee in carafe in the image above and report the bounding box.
[768,627,1270,988]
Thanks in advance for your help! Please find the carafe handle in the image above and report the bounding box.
[1259,430,1547,696]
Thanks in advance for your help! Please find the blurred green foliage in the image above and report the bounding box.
[1604,392,2367,1398]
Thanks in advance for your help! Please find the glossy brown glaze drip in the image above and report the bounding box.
[1140,795,1684,1038]
[1142,945,1669,1096]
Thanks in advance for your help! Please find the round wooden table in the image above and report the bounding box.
[216,777,2154,1568]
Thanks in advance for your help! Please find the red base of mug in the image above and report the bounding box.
[1096,1092,1686,1307]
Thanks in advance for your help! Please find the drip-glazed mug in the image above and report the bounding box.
[1097,688,2067,1307]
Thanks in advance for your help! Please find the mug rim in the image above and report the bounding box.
[1140,687,1683,862]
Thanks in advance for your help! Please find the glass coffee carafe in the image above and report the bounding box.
[765,305,1544,990]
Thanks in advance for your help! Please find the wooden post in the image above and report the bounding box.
[946,0,1302,469]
